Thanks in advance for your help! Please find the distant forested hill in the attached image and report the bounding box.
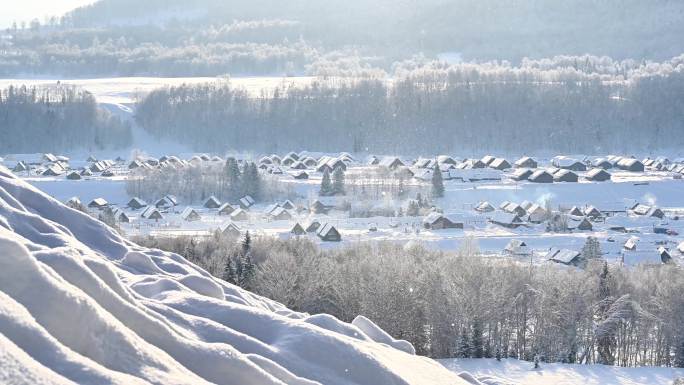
[62,0,684,60]
[1,0,683,77]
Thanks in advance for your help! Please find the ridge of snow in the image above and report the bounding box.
[0,164,467,385]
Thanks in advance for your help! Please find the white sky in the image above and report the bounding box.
[0,0,95,28]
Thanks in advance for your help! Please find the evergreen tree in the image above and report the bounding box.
[222,257,236,284]
[407,200,420,216]
[240,254,256,290]
[431,163,444,198]
[320,169,333,196]
[456,327,471,358]
[471,321,484,358]
[225,157,241,199]
[675,339,684,368]
[582,236,602,260]
[241,231,251,256]
[247,162,261,199]
[332,166,346,195]
[596,262,616,365]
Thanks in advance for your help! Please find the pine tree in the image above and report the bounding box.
[240,255,256,290]
[407,200,420,216]
[457,327,471,358]
[596,261,616,365]
[241,231,251,256]
[320,169,333,196]
[582,236,602,260]
[471,321,484,358]
[675,339,684,368]
[225,157,241,199]
[534,354,541,369]
[431,163,444,198]
[222,257,236,284]
[248,162,261,199]
[416,193,424,208]
[332,166,345,195]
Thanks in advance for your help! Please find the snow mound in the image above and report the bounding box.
[352,315,416,355]
[0,165,467,385]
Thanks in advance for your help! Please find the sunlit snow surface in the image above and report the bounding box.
[0,164,467,385]
[441,358,684,385]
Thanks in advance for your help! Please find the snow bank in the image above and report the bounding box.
[352,315,416,355]
[0,164,467,385]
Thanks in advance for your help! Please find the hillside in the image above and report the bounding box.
[63,0,684,61]
[0,164,469,385]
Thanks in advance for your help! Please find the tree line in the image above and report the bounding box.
[133,233,684,367]
[125,158,295,204]
[0,85,131,153]
[135,55,684,154]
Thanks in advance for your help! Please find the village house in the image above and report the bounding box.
[504,240,530,256]
[269,207,293,221]
[88,198,109,209]
[230,208,249,221]
[306,221,321,233]
[141,207,164,221]
[546,248,583,267]
[514,156,538,169]
[290,223,306,235]
[552,156,587,171]
[127,197,148,210]
[317,223,342,242]
[422,212,464,230]
[218,203,236,216]
[585,168,611,182]
[112,208,130,223]
[292,171,310,179]
[489,158,512,170]
[239,195,255,209]
[617,158,645,172]
[475,201,495,213]
[204,196,222,209]
[66,171,82,180]
[554,169,579,182]
[528,170,554,183]
[219,222,242,237]
[511,168,533,181]
[379,156,405,170]
[489,212,525,228]
[181,207,202,222]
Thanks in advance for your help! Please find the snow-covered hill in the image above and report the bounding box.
[0,163,468,385]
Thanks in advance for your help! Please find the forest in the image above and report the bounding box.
[0,85,132,153]
[2,0,684,77]
[134,233,684,368]
[135,55,684,155]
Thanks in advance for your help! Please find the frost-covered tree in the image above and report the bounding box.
[582,236,602,260]
[332,167,346,196]
[431,164,444,198]
[320,169,333,196]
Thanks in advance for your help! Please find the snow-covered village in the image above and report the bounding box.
[5,150,684,269]
[2,1,684,385]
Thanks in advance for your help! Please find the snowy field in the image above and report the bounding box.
[0,76,317,104]
[442,358,684,385]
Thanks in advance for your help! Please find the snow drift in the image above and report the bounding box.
[0,164,467,385]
